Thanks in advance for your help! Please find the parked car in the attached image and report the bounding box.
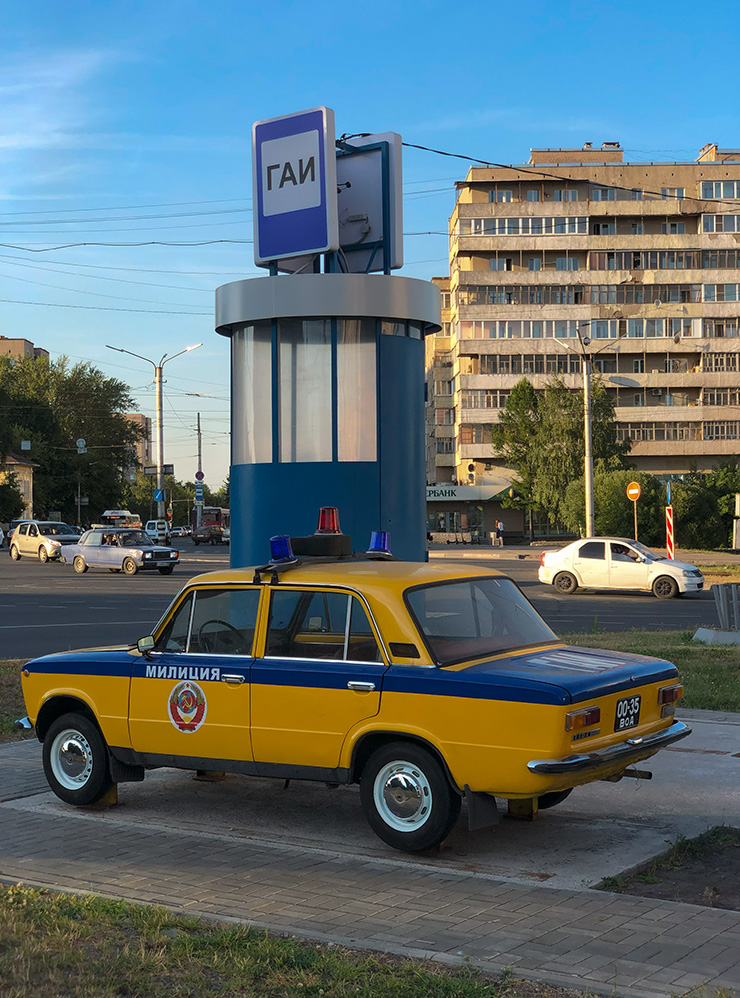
[170,526,187,538]
[192,524,223,545]
[538,537,704,599]
[145,519,171,545]
[19,509,690,854]
[222,526,230,545]
[61,527,180,575]
[8,520,80,563]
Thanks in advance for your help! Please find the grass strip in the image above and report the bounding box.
[0,884,582,998]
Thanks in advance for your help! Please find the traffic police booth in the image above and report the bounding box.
[216,108,441,566]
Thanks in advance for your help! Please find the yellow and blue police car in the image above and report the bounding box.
[19,510,690,853]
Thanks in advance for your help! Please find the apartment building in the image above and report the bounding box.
[427,143,740,520]
[0,335,49,362]
[125,412,153,469]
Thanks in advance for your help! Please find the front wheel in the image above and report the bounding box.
[360,743,461,852]
[122,557,138,576]
[653,575,678,600]
[158,565,174,575]
[38,546,49,563]
[537,788,573,810]
[42,712,113,806]
[9,544,20,561]
[554,571,578,595]
[73,556,88,574]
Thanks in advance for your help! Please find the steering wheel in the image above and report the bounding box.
[197,619,244,654]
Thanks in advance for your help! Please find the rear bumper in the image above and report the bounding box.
[527,720,691,775]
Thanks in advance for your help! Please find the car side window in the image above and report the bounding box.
[154,593,194,653]
[266,589,381,662]
[189,588,261,656]
[18,524,29,536]
[82,531,103,547]
[578,541,605,560]
[28,524,38,537]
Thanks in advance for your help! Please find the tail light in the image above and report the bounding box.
[540,552,546,567]
[315,507,341,534]
[565,705,601,731]
[658,684,683,705]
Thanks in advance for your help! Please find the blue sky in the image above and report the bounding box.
[2,0,740,487]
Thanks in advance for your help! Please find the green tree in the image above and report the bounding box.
[0,355,144,523]
[0,472,25,523]
[563,469,665,542]
[671,481,725,550]
[494,375,630,526]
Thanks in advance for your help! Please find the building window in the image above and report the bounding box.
[435,408,455,425]
[489,189,512,203]
[278,319,332,463]
[459,424,493,445]
[441,291,451,309]
[555,257,579,271]
[553,189,578,201]
[592,222,615,235]
[662,222,685,234]
[701,181,740,199]
[661,187,684,200]
[633,359,644,373]
[526,189,540,201]
[435,438,455,454]
[490,258,512,271]
[528,258,541,271]
[631,189,643,200]
[591,187,615,201]
[434,379,454,396]
[631,223,643,234]
[633,393,644,406]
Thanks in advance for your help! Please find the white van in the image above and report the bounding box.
[145,519,170,545]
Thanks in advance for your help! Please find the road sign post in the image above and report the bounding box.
[666,505,674,559]
[626,480,641,541]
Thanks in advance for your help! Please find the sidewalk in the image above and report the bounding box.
[2,736,740,997]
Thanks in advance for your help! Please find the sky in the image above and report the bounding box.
[3,0,740,490]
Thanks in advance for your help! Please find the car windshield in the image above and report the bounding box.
[629,541,662,561]
[119,530,154,547]
[406,577,557,666]
[39,523,74,536]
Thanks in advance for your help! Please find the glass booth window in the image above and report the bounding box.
[231,322,272,464]
[338,319,377,462]
[278,319,332,463]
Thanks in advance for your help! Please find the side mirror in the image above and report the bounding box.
[137,635,155,655]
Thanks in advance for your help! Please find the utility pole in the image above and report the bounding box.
[106,342,203,521]
[196,412,203,529]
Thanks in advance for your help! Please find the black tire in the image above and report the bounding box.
[42,712,113,806]
[193,538,200,546]
[359,742,461,852]
[158,565,174,575]
[122,557,138,576]
[653,575,678,600]
[73,556,88,574]
[9,544,20,561]
[38,546,49,563]
[109,568,121,573]
[537,788,573,810]
[554,571,578,595]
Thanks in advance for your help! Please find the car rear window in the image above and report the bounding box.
[406,577,557,666]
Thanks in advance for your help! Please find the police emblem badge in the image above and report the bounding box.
[168,680,207,732]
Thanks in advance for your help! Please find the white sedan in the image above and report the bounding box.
[538,537,704,599]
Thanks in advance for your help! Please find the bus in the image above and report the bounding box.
[97,510,143,529]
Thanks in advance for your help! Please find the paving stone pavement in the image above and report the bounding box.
[2,739,739,998]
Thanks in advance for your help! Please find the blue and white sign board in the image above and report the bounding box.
[253,106,339,266]
[194,484,204,501]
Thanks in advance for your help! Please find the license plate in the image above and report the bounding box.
[615,695,641,731]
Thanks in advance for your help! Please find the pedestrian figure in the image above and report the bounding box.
[495,519,504,547]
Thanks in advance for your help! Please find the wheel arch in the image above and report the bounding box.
[35,694,101,742]
[348,730,462,795]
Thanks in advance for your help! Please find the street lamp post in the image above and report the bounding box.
[552,318,624,537]
[105,342,202,519]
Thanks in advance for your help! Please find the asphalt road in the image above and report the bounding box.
[0,542,721,660]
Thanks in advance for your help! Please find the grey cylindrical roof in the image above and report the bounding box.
[215,273,441,335]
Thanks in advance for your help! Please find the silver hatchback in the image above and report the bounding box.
[9,521,80,563]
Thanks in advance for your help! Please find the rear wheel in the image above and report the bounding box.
[360,742,461,852]
[9,544,20,561]
[158,565,174,575]
[42,712,113,806]
[193,538,200,546]
[652,575,678,600]
[122,557,138,576]
[537,788,573,810]
[73,556,88,574]
[554,571,578,595]
[38,546,49,563]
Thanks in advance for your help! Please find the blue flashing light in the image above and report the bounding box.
[366,530,392,558]
[269,534,298,565]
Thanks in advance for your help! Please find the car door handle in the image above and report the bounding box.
[347,680,375,692]
[221,674,246,685]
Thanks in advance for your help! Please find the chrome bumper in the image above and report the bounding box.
[14,716,33,732]
[527,720,691,775]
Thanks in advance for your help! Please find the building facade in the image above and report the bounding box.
[0,336,49,362]
[125,413,153,469]
[427,143,740,518]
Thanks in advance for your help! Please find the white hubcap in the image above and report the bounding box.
[374,760,432,831]
[50,728,93,790]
